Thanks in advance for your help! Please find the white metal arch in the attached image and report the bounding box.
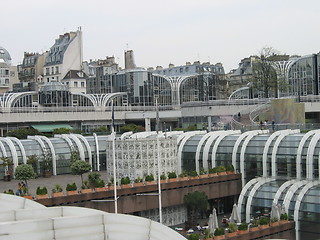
[263,130,287,177]
[240,130,268,185]
[271,129,300,177]
[245,178,274,222]
[232,130,269,173]
[177,131,205,174]
[296,130,318,179]
[293,181,319,233]
[211,130,241,169]
[55,134,74,151]
[0,141,7,157]
[64,134,85,161]
[237,177,260,222]
[73,134,93,167]
[7,137,27,164]
[37,136,57,176]
[202,131,224,170]
[306,131,320,179]
[93,133,100,171]
[195,132,216,173]
[0,138,18,173]
[283,180,308,214]
[273,179,297,205]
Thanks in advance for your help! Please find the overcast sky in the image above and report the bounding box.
[2,0,320,72]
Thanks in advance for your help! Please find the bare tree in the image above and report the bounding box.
[252,47,288,98]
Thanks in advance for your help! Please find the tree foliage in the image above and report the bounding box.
[183,191,208,221]
[70,160,92,184]
[120,123,145,133]
[252,47,289,98]
[7,128,42,139]
[14,164,36,194]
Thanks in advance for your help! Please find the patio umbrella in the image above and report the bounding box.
[229,203,241,223]
[208,208,219,234]
[270,203,280,220]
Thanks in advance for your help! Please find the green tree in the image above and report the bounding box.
[252,47,289,98]
[27,155,40,175]
[7,128,42,139]
[70,160,92,185]
[120,123,145,133]
[183,191,208,221]
[14,164,36,195]
[53,127,73,135]
[70,149,80,164]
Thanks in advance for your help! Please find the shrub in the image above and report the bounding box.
[82,180,90,189]
[229,222,237,232]
[88,172,101,187]
[188,233,200,240]
[200,168,207,175]
[280,213,288,220]
[271,217,279,223]
[238,222,248,231]
[52,184,63,193]
[179,170,188,178]
[168,172,177,179]
[96,179,105,188]
[160,174,166,180]
[134,176,142,183]
[145,174,154,182]
[214,227,225,236]
[36,186,48,195]
[188,170,198,177]
[226,163,234,172]
[4,189,14,195]
[217,165,226,173]
[121,176,131,184]
[259,217,270,225]
[66,183,77,191]
[204,229,213,239]
[209,167,217,174]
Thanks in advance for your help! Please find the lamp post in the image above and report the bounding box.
[155,97,163,224]
[111,99,118,213]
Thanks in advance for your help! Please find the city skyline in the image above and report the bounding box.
[2,0,320,72]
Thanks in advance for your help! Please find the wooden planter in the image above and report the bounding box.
[226,171,234,175]
[160,179,167,184]
[199,174,208,179]
[95,187,106,192]
[43,170,52,178]
[145,181,156,185]
[259,224,269,230]
[3,175,11,182]
[270,221,280,227]
[226,232,237,237]
[168,178,178,183]
[23,195,33,200]
[80,188,92,194]
[214,235,225,240]
[52,192,64,198]
[209,173,218,177]
[189,176,199,180]
[249,226,259,232]
[218,171,227,176]
[121,184,131,189]
[237,230,247,235]
[66,190,78,196]
[36,194,49,199]
[179,177,189,181]
[134,182,144,187]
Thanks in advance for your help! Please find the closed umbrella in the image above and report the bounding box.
[209,208,219,234]
[229,203,241,223]
[270,203,280,220]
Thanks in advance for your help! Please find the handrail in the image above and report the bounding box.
[249,99,271,125]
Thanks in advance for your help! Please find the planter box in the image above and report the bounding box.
[134,182,144,187]
[259,224,269,230]
[199,174,208,179]
[179,177,189,181]
[145,181,156,185]
[270,221,280,227]
[3,175,11,181]
[249,226,259,232]
[23,195,33,200]
[80,188,92,194]
[121,184,131,189]
[160,179,167,184]
[168,178,178,183]
[190,176,199,180]
[237,230,247,235]
[95,187,106,192]
[43,171,52,178]
[52,192,64,198]
[66,190,78,196]
[36,194,49,199]
[209,173,218,177]
[108,185,121,190]
[226,232,237,237]
[226,171,234,175]
[218,172,227,176]
[214,235,225,240]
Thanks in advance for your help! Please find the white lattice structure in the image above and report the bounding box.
[106,138,178,182]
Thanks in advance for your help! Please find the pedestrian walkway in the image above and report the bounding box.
[0,171,109,196]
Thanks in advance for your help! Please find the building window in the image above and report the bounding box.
[74,81,78,87]
[46,68,49,75]
[81,82,85,87]
[55,66,59,74]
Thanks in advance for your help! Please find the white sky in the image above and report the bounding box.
[2,0,320,72]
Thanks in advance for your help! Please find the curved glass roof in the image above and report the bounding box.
[40,81,69,92]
